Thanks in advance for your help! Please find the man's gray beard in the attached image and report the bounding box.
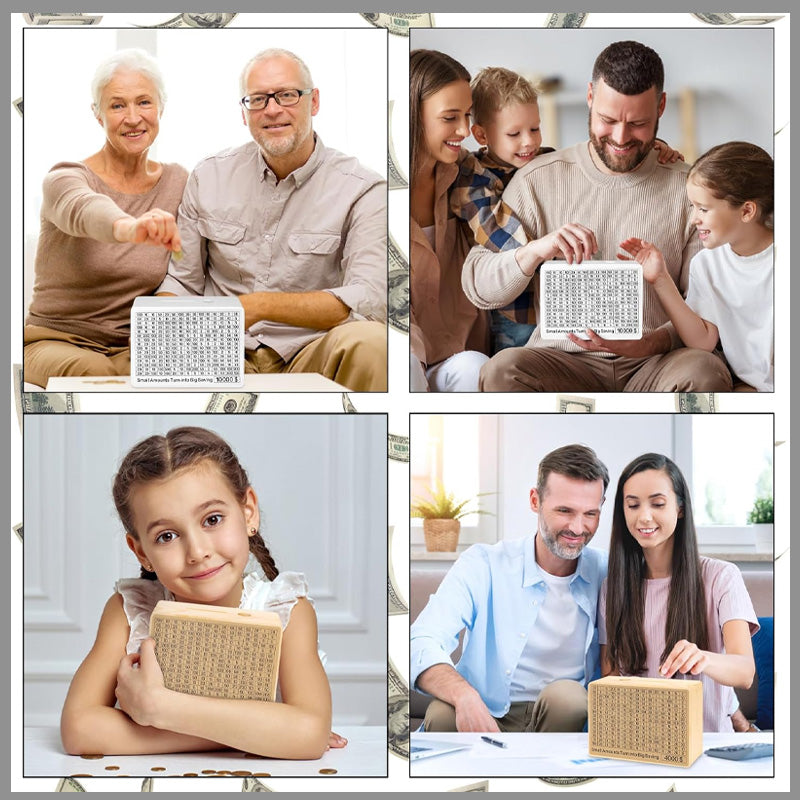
[541,529,586,560]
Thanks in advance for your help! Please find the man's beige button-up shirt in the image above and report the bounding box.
[158,136,387,360]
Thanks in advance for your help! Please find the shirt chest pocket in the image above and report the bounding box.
[197,218,248,284]
[284,232,342,290]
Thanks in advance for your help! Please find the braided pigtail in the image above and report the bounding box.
[249,530,280,581]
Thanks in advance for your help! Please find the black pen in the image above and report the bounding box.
[480,735,507,749]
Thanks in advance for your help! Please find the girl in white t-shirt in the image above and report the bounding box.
[60,426,344,758]
[619,141,774,390]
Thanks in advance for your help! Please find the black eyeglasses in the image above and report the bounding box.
[240,89,312,110]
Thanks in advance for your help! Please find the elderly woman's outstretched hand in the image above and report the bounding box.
[113,208,182,255]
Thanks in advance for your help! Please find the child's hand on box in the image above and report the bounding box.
[115,637,168,728]
[618,237,670,285]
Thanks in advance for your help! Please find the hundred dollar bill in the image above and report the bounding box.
[388,432,409,463]
[667,784,676,792]
[341,392,408,462]
[23,13,102,25]
[205,393,258,413]
[14,523,23,543]
[388,657,410,759]
[449,781,490,791]
[242,776,274,792]
[388,100,408,190]
[388,526,408,615]
[360,12,434,36]
[13,97,23,116]
[139,13,238,28]
[540,777,596,786]
[545,12,589,28]
[15,364,79,415]
[692,12,782,26]
[141,777,153,791]
[55,777,86,791]
[557,394,595,413]
[341,393,358,413]
[388,235,410,334]
[676,392,717,413]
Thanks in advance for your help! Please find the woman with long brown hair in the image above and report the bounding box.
[599,453,758,731]
[409,49,490,391]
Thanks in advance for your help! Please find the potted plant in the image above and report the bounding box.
[747,494,773,553]
[411,482,493,552]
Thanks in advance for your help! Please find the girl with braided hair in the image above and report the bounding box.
[61,426,345,758]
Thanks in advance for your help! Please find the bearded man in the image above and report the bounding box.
[410,445,609,733]
[462,40,732,392]
[158,48,387,391]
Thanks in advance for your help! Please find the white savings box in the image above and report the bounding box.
[131,296,244,387]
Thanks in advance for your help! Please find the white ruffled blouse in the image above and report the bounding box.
[115,555,320,660]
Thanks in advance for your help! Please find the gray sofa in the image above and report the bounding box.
[410,564,773,730]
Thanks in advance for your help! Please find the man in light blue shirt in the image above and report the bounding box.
[411,444,609,732]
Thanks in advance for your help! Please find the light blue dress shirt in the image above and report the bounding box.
[410,536,608,718]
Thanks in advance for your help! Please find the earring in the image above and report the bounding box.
[143,562,153,572]
[249,527,257,537]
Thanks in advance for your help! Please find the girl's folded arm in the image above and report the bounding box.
[141,597,332,759]
[60,593,221,756]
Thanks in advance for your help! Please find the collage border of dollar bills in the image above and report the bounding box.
[7,6,790,793]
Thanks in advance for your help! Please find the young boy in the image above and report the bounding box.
[450,67,549,351]
[451,66,683,352]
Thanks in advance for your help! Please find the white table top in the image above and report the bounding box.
[409,731,774,777]
[25,726,386,778]
[44,374,348,392]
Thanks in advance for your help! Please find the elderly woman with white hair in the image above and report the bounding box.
[24,48,188,387]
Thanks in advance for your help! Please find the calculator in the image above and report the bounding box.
[705,742,773,761]
[539,260,643,340]
[131,296,244,388]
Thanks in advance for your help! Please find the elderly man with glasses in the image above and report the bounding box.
[157,48,387,391]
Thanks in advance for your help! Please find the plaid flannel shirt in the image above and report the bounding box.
[451,147,553,324]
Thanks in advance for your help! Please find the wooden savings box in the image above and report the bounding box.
[150,601,282,701]
[588,676,703,767]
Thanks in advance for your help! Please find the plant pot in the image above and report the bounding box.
[423,519,461,552]
[751,523,773,553]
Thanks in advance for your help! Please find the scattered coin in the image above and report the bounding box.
[104,765,120,771]
[182,772,198,777]
[150,766,166,772]
[232,770,253,775]
[319,768,338,774]
[78,754,104,759]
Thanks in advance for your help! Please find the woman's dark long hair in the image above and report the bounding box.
[605,453,708,675]
[112,426,279,582]
[409,49,470,179]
